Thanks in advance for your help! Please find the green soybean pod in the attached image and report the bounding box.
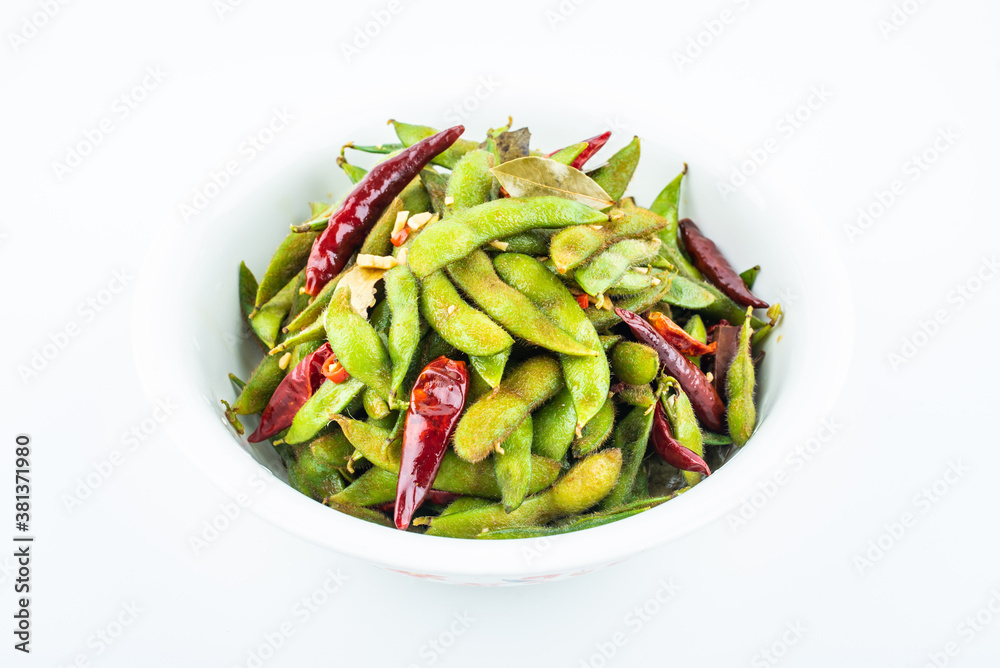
[587,136,640,202]
[659,272,717,309]
[408,197,608,278]
[548,141,587,166]
[251,269,303,349]
[493,252,609,430]
[649,166,702,279]
[238,262,267,350]
[616,384,656,409]
[492,229,552,255]
[255,232,319,310]
[684,314,708,366]
[599,334,621,351]
[282,268,343,334]
[445,149,496,213]
[269,318,326,356]
[550,206,669,273]
[337,155,367,184]
[284,377,365,444]
[574,237,662,297]
[448,251,596,358]
[324,286,392,400]
[362,386,391,420]
[330,466,397,506]
[606,269,662,295]
[390,120,479,169]
[585,282,669,332]
[531,388,577,460]
[286,435,352,500]
[572,396,615,457]
[230,354,286,415]
[469,348,510,389]
[452,356,564,463]
[610,341,660,386]
[423,448,623,539]
[286,340,323,370]
[441,496,494,516]
[600,404,655,510]
[324,500,393,527]
[419,168,449,216]
[419,271,513,357]
[740,265,760,289]
[384,265,422,402]
[727,307,757,447]
[495,417,533,512]
[662,378,707,487]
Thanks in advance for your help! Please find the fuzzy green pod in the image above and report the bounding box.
[600,405,655,510]
[255,232,318,310]
[337,155,367,185]
[572,396,615,457]
[531,388,577,461]
[575,237,662,297]
[684,314,708,366]
[585,282,671,332]
[390,120,479,169]
[238,262,267,350]
[469,348,510,389]
[492,253,609,430]
[587,136,640,201]
[550,206,669,274]
[495,417,533,512]
[423,448,623,538]
[610,342,660,386]
[662,377,707,487]
[419,271,513,357]
[727,307,757,446]
[250,270,302,348]
[408,197,607,278]
[284,377,365,444]
[384,265,422,402]
[547,141,587,165]
[445,149,496,213]
[492,230,551,255]
[324,286,392,400]
[452,356,564,463]
[447,251,596,358]
[229,354,286,415]
[649,166,701,279]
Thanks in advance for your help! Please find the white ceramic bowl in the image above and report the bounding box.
[133,96,851,585]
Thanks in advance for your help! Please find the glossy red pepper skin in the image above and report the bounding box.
[678,219,768,309]
[248,343,333,443]
[615,308,727,433]
[304,125,465,295]
[651,402,711,476]
[648,312,717,357]
[394,356,469,530]
[548,130,612,170]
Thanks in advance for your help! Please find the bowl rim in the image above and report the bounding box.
[132,105,853,582]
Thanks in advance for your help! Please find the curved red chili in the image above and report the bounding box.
[548,130,612,170]
[394,356,469,530]
[652,402,711,476]
[615,308,727,433]
[304,125,465,296]
[248,343,333,443]
[648,312,717,357]
[678,219,768,309]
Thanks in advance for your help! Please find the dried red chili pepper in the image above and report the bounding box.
[248,343,333,443]
[651,402,711,476]
[648,312,717,357]
[678,219,768,309]
[394,356,469,530]
[615,308,727,433]
[548,130,612,170]
[303,125,465,296]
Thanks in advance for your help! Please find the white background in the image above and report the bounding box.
[3,0,1000,666]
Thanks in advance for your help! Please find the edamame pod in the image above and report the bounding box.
[391,120,478,169]
[445,149,496,213]
[448,251,596,358]
[587,136,640,201]
[419,271,513,357]
[649,166,702,279]
[572,396,615,457]
[251,270,303,348]
[493,253,609,430]
[683,314,707,366]
[495,417,533,512]
[600,405,655,509]
[452,356,564,463]
[575,237,662,297]
[531,388,577,460]
[423,448,623,538]
[255,232,318,310]
[662,378,708,487]
[550,206,669,273]
[384,265,422,402]
[284,376,365,444]
[610,341,660,386]
[584,282,670,332]
[469,348,510,389]
[324,286,392,400]
[239,262,267,350]
[337,155,367,184]
[408,197,607,278]
[727,307,757,446]
[230,353,286,415]
[492,229,551,255]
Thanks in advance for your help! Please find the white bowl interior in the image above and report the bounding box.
[133,100,851,585]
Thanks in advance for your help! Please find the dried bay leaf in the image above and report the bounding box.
[494,127,531,163]
[338,264,388,317]
[491,156,614,210]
